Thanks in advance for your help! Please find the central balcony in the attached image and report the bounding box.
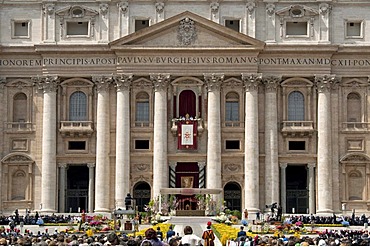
[281,121,315,137]
[59,121,94,137]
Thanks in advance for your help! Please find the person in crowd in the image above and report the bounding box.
[156,226,163,241]
[202,222,215,246]
[237,226,247,239]
[142,228,164,246]
[166,225,176,242]
[180,225,202,246]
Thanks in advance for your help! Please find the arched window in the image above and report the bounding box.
[135,92,149,126]
[288,91,304,121]
[69,91,87,121]
[11,170,27,200]
[13,93,27,122]
[225,92,240,126]
[133,182,151,212]
[347,93,361,122]
[348,170,364,200]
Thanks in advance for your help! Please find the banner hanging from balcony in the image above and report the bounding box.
[177,120,197,150]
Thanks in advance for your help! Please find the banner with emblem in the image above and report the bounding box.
[177,120,197,150]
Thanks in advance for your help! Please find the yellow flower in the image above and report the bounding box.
[86,229,94,237]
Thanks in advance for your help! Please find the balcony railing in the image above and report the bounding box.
[171,118,204,136]
[5,122,33,132]
[60,121,94,137]
[281,121,314,136]
[342,122,370,131]
[224,121,242,127]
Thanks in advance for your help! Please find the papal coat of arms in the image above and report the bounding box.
[177,17,197,46]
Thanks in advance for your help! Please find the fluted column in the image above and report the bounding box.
[242,73,262,214]
[58,163,67,213]
[280,163,288,213]
[93,75,113,213]
[315,75,337,214]
[114,74,132,209]
[151,73,170,198]
[308,163,316,214]
[34,75,59,213]
[87,163,95,213]
[264,76,281,206]
[204,73,224,203]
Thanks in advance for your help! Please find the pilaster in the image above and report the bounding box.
[265,3,276,42]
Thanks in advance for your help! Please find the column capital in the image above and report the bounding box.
[169,163,177,170]
[33,75,59,93]
[319,3,331,15]
[114,74,132,92]
[58,163,67,168]
[150,73,170,92]
[263,75,281,93]
[155,2,165,14]
[279,163,288,169]
[315,74,340,93]
[43,3,55,15]
[204,73,224,92]
[266,3,275,16]
[198,162,206,169]
[87,163,96,168]
[0,77,6,90]
[118,1,129,14]
[246,1,256,14]
[242,73,262,92]
[93,75,113,93]
[307,163,316,169]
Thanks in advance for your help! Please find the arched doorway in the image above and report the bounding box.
[286,165,308,214]
[224,182,242,211]
[66,165,88,213]
[133,182,151,212]
[179,90,196,117]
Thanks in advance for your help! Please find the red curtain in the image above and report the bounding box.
[179,90,196,117]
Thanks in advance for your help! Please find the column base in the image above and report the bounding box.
[94,208,112,214]
[40,209,57,214]
[316,209,334,215]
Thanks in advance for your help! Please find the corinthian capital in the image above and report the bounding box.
[263,75,281,93]
[242,73,262,92]
[150,73,170,92]
[32,75,59,93]
[315,74,339,93]
[204,73,224,92]
[115,74,133,92]
[92,75,113,93]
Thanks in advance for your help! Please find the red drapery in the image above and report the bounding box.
[179,90,196,117]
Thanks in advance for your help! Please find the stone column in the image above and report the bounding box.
[87,163,95,213]
[34,75,59,213]
[92,75,113,213]
[114,74,132,209]
[307,163,316,214]
[280,163,287,213]
[204,73,224,203]
[0,78,5,214]
[58,163,67,213]
[242,73,262,214]
[315,75,336,214]
[151,73,170,198]
[264,76,281,206]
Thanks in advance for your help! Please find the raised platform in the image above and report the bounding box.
[175,210,205,216]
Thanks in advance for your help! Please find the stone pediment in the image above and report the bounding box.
[110,11,265,49]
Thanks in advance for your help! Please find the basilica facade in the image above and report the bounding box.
[1,0,370,215]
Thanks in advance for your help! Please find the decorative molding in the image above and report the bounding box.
[134,163,150,172]
[242,73,262,92]
[2,154,33,163]
[178,17,197,46]
[118,1,129,14]
[246,1,256,14]
[266,3,275,16]
[224,163,241,173]
[155,2,165,14]
[319,3,331,15]
[43,4,55,15]
[99,3,109,17]
[263,75,281,93]
[210,2,219,14]
[150,73,170,92]
[32,75,59,93]
[115,74,133,92]
[87,163,96,168]
[92,75,113,93]
[315,74,339,93]
[58,163,68,169]
[279,163,288,169]
[204,73,224,92]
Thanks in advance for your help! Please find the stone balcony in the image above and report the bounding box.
[59,121,94,137]
[341,122,370,133]
[4,122,34,133]
[281,121,315,137]
[171,118,204,136]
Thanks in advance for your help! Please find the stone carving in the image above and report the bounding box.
[178,18,197,46]
[33,75,59,93]
[115,74,133,91]
[224,163,240,172]
[43,4,55,15]
[319,3,331,15]
[264,76,281,92]
[155,2,165,14]
[222,79,243,89]
[92,75,113,93]
[315,74,339,93]
[135,163,149,172]
[3,155,32,163]
[210,2,219,14]
[242,73,262,92]
[204,73,224,92]
[266,3,275,16]
[99,3,109,17]
[118,1,129,14]
[246,1,256,14]
[150,73,170,91]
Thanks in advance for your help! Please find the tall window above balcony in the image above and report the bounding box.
[13,93,27,122]
[288,91,304,121]
[347,93,361,122]
[225,92,239,126]
[135,92,149,127]
[69,91,87,121]
[179,90,196,118]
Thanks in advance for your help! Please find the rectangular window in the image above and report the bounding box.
[346,21,363,38]
[286,21,308,36]
[66,21,89,36]
[225,102,239,121]
[135,140,150,150]
[225,19,240,32]
[68,141,86,150]
[136,102,149,123]
[135,19,149,32]
[288,141,305,151]
[225,140,240,150]
[12,20,30,38]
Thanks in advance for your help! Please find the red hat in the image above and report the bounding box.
[207,221,212,226]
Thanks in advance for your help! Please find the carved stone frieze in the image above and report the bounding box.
[99,3,109,17]
[134,163,150,172]
[319,3,331,15]
[210,2,219,14]
[3,154,33,163]
[223,163,241,173]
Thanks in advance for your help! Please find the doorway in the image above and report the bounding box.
[66,165,88,213]
[286,165,308,214]
[224,182,242,212]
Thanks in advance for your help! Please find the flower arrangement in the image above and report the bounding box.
[128,223,172,238]
[212,223,256,246]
